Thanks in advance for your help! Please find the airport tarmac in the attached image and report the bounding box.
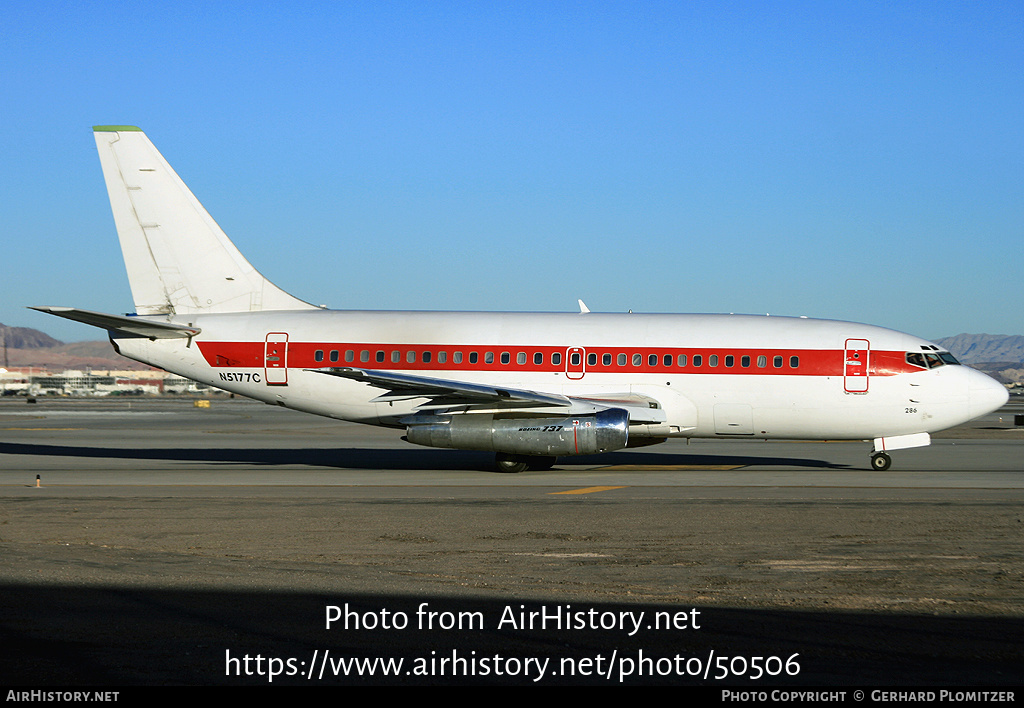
[1,396,1022,685]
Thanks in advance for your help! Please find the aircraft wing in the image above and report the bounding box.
[309,367,570,408]
[30,307,201,339]
[308,367,667,423]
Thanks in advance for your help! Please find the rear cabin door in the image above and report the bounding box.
[264,332,289,385]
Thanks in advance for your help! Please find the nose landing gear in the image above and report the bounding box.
[869,433,931,472]
[870,452,892,471]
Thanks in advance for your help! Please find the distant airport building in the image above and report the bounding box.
[0,368,209,396]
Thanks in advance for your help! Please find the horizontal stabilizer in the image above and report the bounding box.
[29,306,200,339]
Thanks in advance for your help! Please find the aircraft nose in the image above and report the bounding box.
[967,369,1009,420]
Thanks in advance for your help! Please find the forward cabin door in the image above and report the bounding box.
[264,332,289,385]
[844,338,870,393]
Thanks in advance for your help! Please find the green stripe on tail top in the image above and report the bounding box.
[93,125,142,132]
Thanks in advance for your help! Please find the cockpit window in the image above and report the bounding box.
[907,350,961,369]
[906,352,927,369]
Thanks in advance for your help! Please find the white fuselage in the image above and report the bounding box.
[111,309,1007,443]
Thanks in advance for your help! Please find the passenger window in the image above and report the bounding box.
[422,351,431,363]
[676,354,687,367]
[648,354,658,366]
[773,356,783,368]
[741,355,750,367]
[603,353,612,366]
[757,355,767,368]
[534,352,543,365]
[725,355,734,367]
[391,350,400,363]
[570,352,580,365]
[360,350,370,362]
[407,351,416,363]
[345,350,354,362]
[790,356,799,368]
[500,352,510,364]
[453,351,463,364]
[314,350,324,362]
[588,353,597,366]
[517,352,526,365]
[709,355,718,367]
[469,352,478,364]
[330,350,339,362]
[438,351,447,363]
[552,352,561,365]
[632,353,642,366]
[693,355,702,367]
[375,350,385,363]
[618,353,627,366]
[485,352,494,364]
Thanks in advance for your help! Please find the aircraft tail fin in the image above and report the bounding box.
[92,126,316,315]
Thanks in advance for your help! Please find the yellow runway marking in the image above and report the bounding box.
[2,427,81,431]
[593,464,744,471]
[550,485,627,495]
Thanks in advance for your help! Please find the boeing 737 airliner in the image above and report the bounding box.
[33,126,1008,472]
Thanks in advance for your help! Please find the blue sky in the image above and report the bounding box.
[3,1,1022,342]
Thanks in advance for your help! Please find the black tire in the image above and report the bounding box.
[495,453,528,474]
[870,452,892,471]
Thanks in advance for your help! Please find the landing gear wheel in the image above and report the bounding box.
[495,452,529,474]
[870,452,892,471]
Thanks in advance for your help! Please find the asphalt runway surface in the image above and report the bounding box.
[1,396,1022,686]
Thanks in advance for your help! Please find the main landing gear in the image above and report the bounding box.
[494,452,557,473]
[870,452,892,471]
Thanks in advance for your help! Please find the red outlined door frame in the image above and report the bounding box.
[844,338,870,393]
[566,347,586,380]
[264,332,289,385]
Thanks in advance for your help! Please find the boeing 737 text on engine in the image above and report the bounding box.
[33,127,1009,472]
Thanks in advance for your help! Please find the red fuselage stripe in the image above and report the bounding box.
[195,341,921,377]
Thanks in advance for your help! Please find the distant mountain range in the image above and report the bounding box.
[0,323,153,371]
[934,333,1024,366]
[0,324,62,349]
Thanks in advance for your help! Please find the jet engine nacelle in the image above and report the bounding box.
[404,408,629,456]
